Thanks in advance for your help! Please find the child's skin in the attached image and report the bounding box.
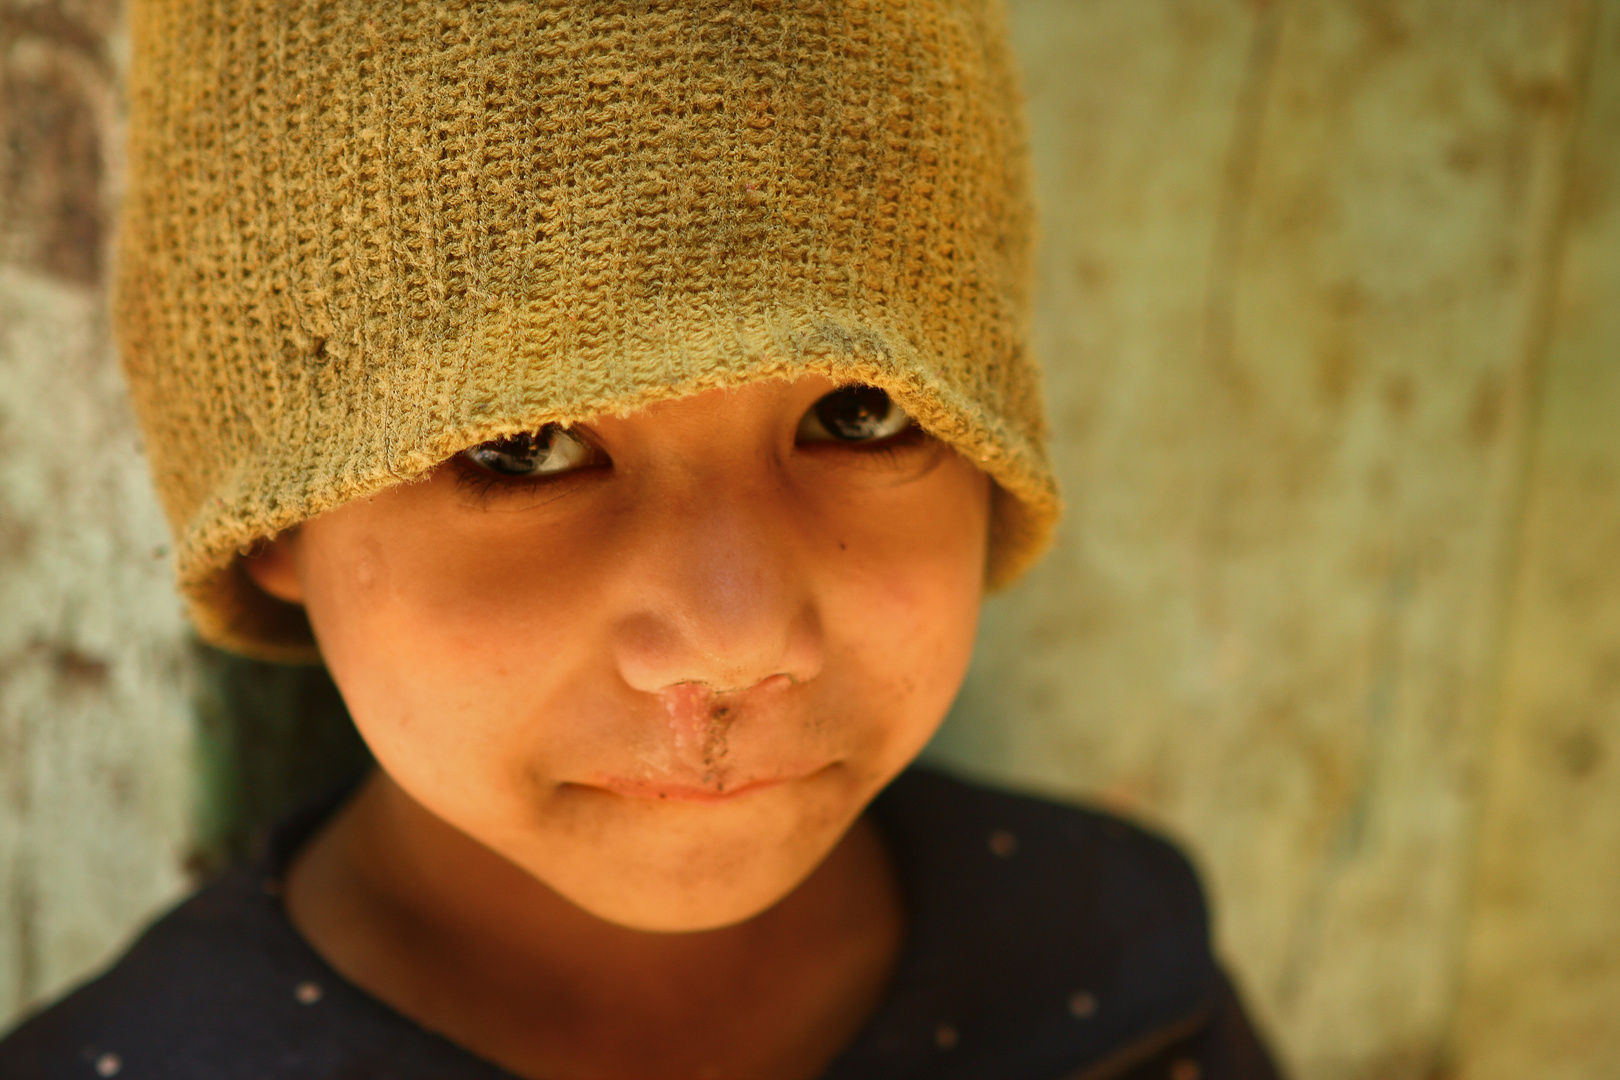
[246,375,992,1080]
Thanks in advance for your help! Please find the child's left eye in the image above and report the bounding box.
[460,425,597,477]
[797,385,915,444]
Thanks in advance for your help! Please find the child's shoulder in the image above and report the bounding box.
[843,767,1281,1078]
[879,764,1212,928]
[0,842,504,1079]
[847,767,1227,1066]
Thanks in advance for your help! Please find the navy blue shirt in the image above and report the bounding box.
[0,768,1282,1079]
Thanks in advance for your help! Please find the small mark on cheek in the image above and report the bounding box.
[352,536,389,593]
[354,554,380,589]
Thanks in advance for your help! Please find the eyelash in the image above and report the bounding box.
[450,415,931,503]
[451,460,513,498]
[449,455,585,501]
[802,423,928,464]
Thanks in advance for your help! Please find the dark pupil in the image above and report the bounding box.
[472,429,549,474]
[815,386,894,440]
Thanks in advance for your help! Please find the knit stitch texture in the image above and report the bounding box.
[117,0,1060,660]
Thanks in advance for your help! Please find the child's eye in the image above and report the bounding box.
[459,424,597,477]
[797,386,915,444]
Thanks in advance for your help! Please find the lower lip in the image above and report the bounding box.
[589,776,795,806]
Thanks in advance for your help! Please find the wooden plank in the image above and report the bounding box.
[931,2,1590,1075]
[0,2,192,1026]
[1451,3,1620,1076]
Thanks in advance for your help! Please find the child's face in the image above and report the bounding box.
[250,377,989,931]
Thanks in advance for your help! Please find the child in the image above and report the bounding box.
[1,1,1281,1078]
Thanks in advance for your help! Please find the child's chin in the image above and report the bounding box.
[566,876,806,933]
[512,790,858,932]
[539,843,830,933]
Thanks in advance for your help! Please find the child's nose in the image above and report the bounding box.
[609,479,825,698]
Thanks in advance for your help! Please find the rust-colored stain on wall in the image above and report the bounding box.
[0,2,119,285]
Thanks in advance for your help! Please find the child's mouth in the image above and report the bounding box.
[590,775,789,805]
[585,762,836,805]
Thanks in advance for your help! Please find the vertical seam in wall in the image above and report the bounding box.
[1191,0,1289,1049]
[2,660,38,1010]
[8,862,37,1012]
[1437,1,1605,1070]
[1199,0,1284,405]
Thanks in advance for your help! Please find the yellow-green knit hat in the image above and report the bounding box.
[116,0,1060,661]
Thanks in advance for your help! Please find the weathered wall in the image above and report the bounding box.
[1450,3,1620,1076]
[925,2,1616,1078]
[0,0,192,1026]
[1,2,1617,1078]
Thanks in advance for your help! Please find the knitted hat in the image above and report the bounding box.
[116,0,1060,662]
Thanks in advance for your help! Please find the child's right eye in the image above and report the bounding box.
[459,425,599,478]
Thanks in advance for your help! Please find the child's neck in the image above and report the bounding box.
[284,771,904,1080]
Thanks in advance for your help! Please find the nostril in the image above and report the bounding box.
[612,603,825,696]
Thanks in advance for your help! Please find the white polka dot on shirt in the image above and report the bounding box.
[94,1052,121,1077]
[1069,990,1098,1018]
[988,829,1018,857]
[295,981,323,1005]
